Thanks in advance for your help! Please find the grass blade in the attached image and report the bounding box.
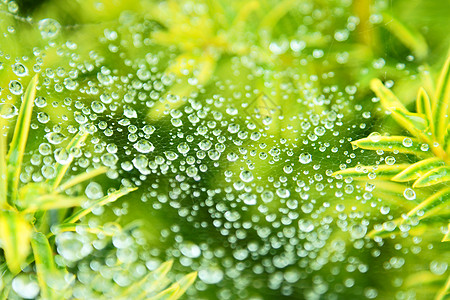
[30,232,58,300]
[0,210,32,274]
[6,75,39,204]
[433,55,450,142]
[63,187,137,224]
[351,135,430,157]
[333,164,410,180]
[392,157,445,182]
[413,166,450,187]
[50,130,89,189]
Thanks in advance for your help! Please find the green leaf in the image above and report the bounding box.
[56,167,108,193]
[63,187,137,224]
[150,284,180,300]
[407,186,450,220]
[416,87,433,133]
[352,135,430,157]
[436,273,450,300]
[413,166,450,187]
[381,12,428,59]
[392,157,445,182]
[433,55,450,142]
[50,130,89,189]
[0,210,32,274]
[370,79,430,141]
[442,224,450,242]
[51,223,120,236]
[0,115,7,208]
[30,232,58,300]
[6,75,39,204]
[23,194,85,213]
[333,164,410,180]
[169,272,197,300]
[119,260,173,299]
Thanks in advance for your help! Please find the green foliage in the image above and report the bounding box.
[335,54,450,299]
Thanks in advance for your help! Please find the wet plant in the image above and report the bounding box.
[334,54,450,299]
[0,76,196,298]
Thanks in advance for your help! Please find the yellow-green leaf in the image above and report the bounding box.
[436,273,450,300]
[0,210,32,274]
[370,79,432,141]
[416,87,433,133]
[0,115,6,208]
[407,186,450,219]
[381,12,428,59]
[392,157,445,182]
[63,187,137,224]
[6,75,39,204]
[150,283,180,300]
[50,130,89,189]
[30,232,58,300]
[120,259,173,299]
[22,194,85,213]
[51,223,119,236]
[56,167,108,193]
[442,224,450,242]
[351,135,430,157]
[433,55,450,142]
[168,272,197,300]
[413,166,450,187]
[333,164,410,180]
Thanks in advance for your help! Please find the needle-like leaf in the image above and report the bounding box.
[333,164,410,180]
[63,187,137,224]
[392,157,445,182]
[31,232,58,300]
[50,130,89,189]
[6,75,39,204]
[433,56,450,142]
[407,186,450,219]
[413,166,450,187]
[351,135,430,157]
[0,210,32,274]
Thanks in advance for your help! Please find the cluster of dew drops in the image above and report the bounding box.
[0,1,448,299]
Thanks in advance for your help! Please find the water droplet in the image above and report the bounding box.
[12,62,28,77]
[45,132,67,144]
[239,170,254,182]
[403,188,416,201]
[9,80,23,95]
[38,18,61,39]
[350,224,367,239]
[0,103,18,118]
[299,153,312,164]
[85,182,104,200]
[402,138,413,148]
[180,242,201,258]
[134,139,154,153]
[199,267,224,284]
[12,275,40,299]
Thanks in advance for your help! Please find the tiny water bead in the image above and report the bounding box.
[38,18,61,39]
[8,80,23,95]
[403,188,416,201]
